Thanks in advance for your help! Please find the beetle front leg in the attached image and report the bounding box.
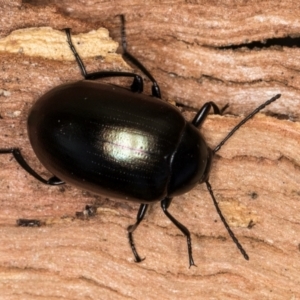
[191,102,230,128]
[161,197,196,268]
[0,148,64,185]
[127,203,148,262]
[191,102,221,127]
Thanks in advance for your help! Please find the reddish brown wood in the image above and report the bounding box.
[0,1,300,299]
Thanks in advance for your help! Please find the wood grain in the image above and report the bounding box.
[0,1,300,299]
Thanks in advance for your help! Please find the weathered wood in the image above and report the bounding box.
[0,1,300,299]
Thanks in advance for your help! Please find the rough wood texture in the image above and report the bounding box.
[0,1,300,299]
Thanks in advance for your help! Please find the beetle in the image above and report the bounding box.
[0,15,280,267]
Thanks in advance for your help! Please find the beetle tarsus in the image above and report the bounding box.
[65,28,88,78]
[187,236,197,268]
[161,197,196,267]
[16,218,43,227]
[0,148,64,186]
[128,231,145,263]
[127,204,148,262]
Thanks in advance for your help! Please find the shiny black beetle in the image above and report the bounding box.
[0,16,280,267]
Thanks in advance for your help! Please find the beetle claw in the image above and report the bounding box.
[135,256,146,263]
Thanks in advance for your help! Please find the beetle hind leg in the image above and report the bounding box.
[161,197,196,268]
[0,148,64,185]
[65,28,145,93]
[127,203,148,262]
[120,15,162,99]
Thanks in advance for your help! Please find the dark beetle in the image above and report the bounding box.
[0,16,280,267]
[28,81,207,202]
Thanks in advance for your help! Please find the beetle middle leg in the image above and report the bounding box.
[161,197,196,268]
[0,148,64,185]
[128,203,148,262]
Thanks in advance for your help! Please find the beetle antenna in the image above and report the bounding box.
[205,180,249,260]
[213,94,281,154]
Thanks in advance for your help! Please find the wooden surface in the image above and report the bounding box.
[0,1,300,299]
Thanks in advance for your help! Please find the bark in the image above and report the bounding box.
[0,1,300,299]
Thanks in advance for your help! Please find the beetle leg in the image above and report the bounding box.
[0,148,65,185]
[16,218,42,227]
[65,28,145,93]
[85,71,144,93]
[65,28,88,78]
[47,176,65,185]
[191,102,222,128]
[127,203,148,262]
[161,197,196,268]
[120,15,162,99]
